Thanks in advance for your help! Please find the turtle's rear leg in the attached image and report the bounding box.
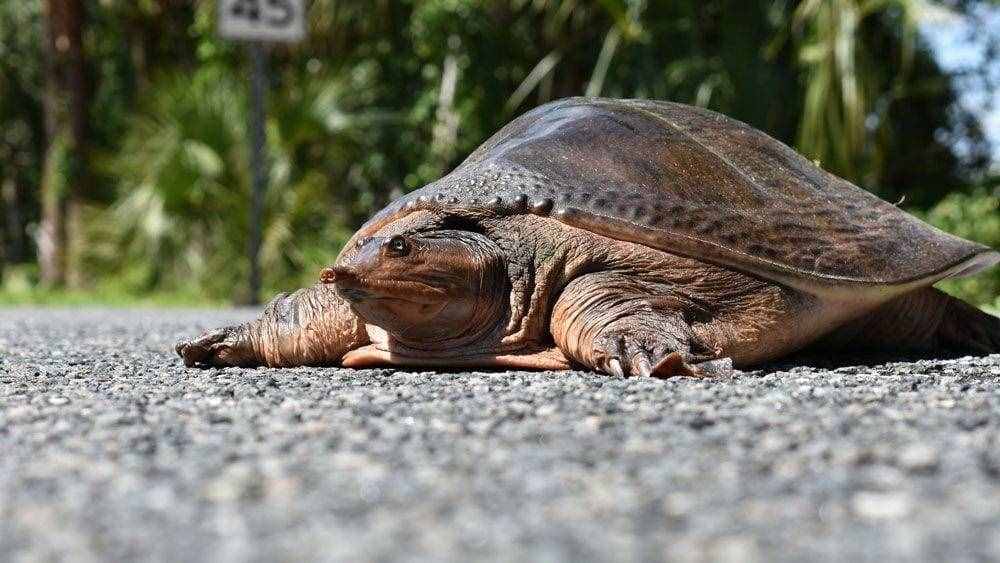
[815,288,999,357]
[932,291,1000,355]
[550,272,731,377]
[176,284,369,368]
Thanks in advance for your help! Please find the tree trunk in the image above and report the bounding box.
[2,178,24,264]
[39,0,88,288]
[0,190,5,282]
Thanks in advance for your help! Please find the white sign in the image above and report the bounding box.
[219,0,305,43]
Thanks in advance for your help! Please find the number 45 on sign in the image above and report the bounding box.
[219,0,305,43]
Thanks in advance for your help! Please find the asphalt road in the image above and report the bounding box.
[2,308,1000,562]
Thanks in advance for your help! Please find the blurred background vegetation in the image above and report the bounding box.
[0,0,997,309]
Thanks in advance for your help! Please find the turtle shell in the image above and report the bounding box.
[357,97,1000,291]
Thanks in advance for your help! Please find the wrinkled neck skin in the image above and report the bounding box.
[247,284,369,367]
[487,215,596,349]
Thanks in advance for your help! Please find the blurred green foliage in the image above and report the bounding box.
[920,183,1000,313]
[0,0,997,305]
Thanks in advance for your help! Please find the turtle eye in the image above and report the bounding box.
[384,235,411,257]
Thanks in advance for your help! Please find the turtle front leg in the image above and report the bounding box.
[176,284,369,368]
[550,272,731,378]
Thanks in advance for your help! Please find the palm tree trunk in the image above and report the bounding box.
[40,0,88,288]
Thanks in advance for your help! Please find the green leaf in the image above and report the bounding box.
[182,140,224,178]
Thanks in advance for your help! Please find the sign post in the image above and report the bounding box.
[246,42,267,306]
[218,0,305,304]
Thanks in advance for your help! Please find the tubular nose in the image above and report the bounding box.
[320,266,356,285]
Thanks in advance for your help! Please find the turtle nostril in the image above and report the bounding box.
[320,267,338,284]
[321,266,357,285]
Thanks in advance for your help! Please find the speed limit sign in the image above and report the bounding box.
[218,0,306,303]
[219,0,305,43]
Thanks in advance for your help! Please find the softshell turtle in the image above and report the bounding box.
[177,97,1000,377]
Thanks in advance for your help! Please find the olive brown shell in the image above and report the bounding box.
[354,97,1000,290]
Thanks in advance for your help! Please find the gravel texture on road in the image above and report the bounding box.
[2,308,1000,562]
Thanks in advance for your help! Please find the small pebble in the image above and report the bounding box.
[897,444,939,473]
[852,491,913,520]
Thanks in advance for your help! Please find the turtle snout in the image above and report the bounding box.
[321,265,372,302]
[320,265,356,285]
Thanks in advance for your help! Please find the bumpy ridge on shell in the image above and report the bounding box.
[353,97,998,289]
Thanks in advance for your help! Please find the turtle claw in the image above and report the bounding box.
[634,354,655,378]
[594,332,710,378]
[176,328,227,367]
[175,326,257,368]
[594,332,733,379]
[598,334,694,377]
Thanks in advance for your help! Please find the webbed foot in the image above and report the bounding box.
[551,272,733,379]
[175,285,370,369]
[175,325,259,368]
[592,330,731,378]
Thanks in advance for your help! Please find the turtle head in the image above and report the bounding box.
[321,230,507,349]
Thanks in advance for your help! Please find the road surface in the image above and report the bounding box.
[2,308,1000,562]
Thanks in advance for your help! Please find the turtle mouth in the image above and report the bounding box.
[323,267,446,303]
[357,278,447,301]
